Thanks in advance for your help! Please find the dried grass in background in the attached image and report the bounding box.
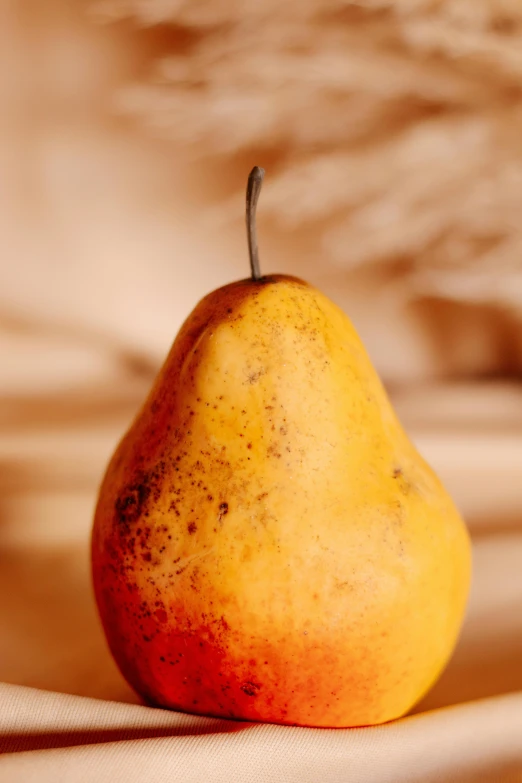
[2,0,522,382]
[90,0,522,376]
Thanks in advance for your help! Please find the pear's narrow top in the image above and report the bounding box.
[246,166,265,281]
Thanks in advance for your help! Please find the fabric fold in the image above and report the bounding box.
[1,686,522,782]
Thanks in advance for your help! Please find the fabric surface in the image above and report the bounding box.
[1,686,522,782]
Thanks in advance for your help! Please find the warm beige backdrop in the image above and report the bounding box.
[1,2,522,781]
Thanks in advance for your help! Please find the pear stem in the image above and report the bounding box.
[246,166,265,281]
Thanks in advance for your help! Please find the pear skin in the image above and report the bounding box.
[91,170,471,728]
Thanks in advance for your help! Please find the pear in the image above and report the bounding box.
[92,167,471,728]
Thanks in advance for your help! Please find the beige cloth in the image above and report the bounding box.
[1,686,522,782]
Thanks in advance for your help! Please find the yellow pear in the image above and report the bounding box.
[92,167,471,728]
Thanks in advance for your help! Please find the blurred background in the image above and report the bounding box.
[1,0,521,712]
